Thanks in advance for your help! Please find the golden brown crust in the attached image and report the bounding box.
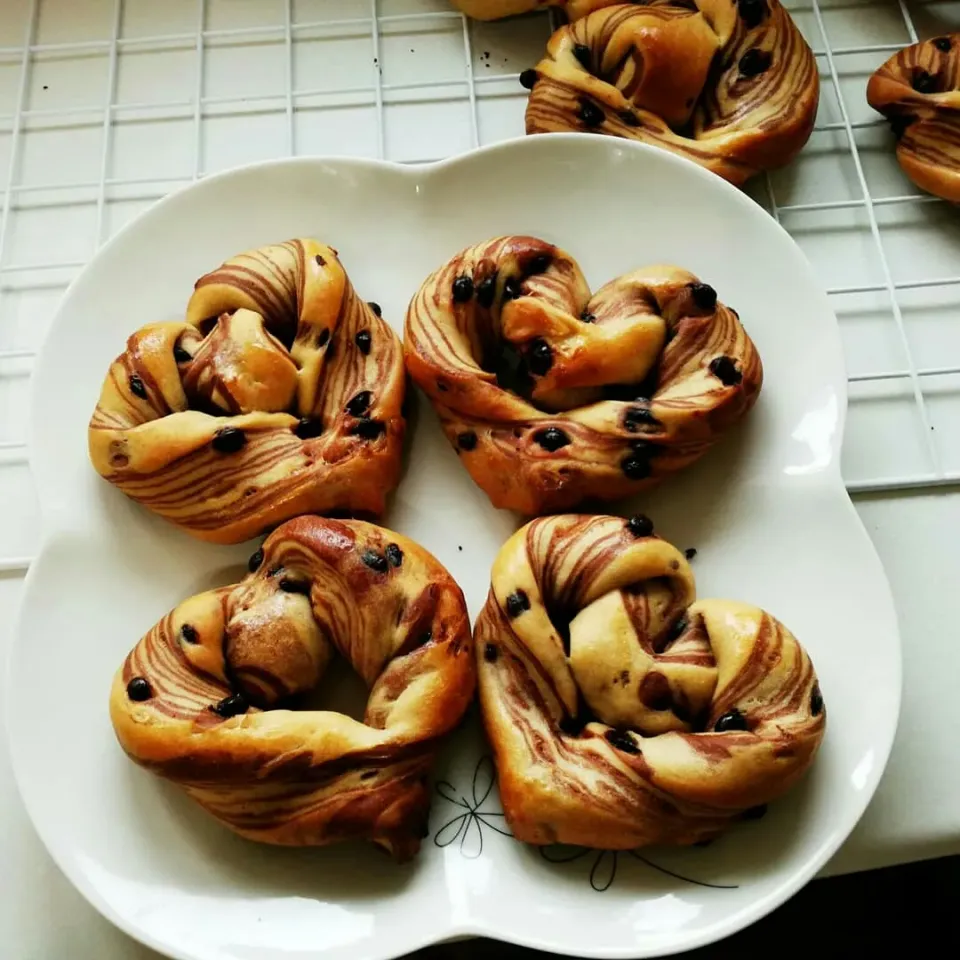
[110,515,475,861]
[475,514,825,848]
[404,235,762,515]
[867,35,960,201]
[519,0,818,185]
[88,240,405,545]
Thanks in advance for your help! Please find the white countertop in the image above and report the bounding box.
[1,0,959,955]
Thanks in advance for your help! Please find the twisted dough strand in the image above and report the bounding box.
[475,514,825,848]
[110,515,475,861]
[867,35,960,201]
[89,240,405,544]
[404,235,762,515]
[521,1,818,184]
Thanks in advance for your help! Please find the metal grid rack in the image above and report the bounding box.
[0,0,958,578]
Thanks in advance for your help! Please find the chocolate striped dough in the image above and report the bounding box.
[88,239,405,544]
[404,235,762,515]
[110,515,475,861]
[867,35,960,201]
[475,514,825,848]
[508,0,818,185]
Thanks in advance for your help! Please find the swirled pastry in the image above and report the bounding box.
[451,0,654,19]
[110,515,474,861]
[89,239,405,544]
[475,514,825,848]
[404,235,762,515]
[518,1,818,185]
[867,35,960,201]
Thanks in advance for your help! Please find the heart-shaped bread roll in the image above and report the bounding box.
[474,514,825,848]
[518,0,818,185]
[404,235,762,515]
[867,35,960,201]
[89,239,405,544]
[110,515,475,861]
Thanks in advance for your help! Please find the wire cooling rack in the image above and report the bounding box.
[0,0,958,576]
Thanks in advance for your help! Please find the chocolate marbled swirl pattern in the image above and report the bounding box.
[867,35,960,201]
[475,514,825,849]
[89,239,405,544]
[520,0,818,185]
[110,515,475,861]
[404,235,762,515]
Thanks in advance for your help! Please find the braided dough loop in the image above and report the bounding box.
[89,239,405,545]
[451,1,665,19]
[475,515,825,848]
[867,35,960,201]
[404,235,762,515]
[522,1,818,185]
[110,515,475,861]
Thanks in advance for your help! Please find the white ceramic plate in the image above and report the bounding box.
[7,135,900,960]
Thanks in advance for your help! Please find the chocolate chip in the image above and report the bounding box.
[436,380,449,392]
[385,543,403,567]
[129,374,147,399]
[624,405,658,431]
[810,684,824,716]
[173,344,192,363]
[605,728,640,754]
[519,68,538,89]
[742,804,768,820]
[211,693,248,718]
[351,417,385,439]
[578,98,604,127]
[505,590,530,617]
[533,427,570,451]
[688,282,717,311]
[640,672,673,712]
[316,328,330,348]
[294,417,323,439]
[180,623,199,644]
[573,43,591,71]
[126,677,152,701]
[709,355,742,386]
[345,390,373,417]
[626,514,654,537]
[457,430,477,451]
[618,109,640,127]
[580,309,596,323]
[714,708,748,732]
[368,301,382,317]
[559,714,587,736]
[913,69,937,94]
[476,273,497,308]
[503,276,522,300]
[315,254,326,266]
[737,0,767,28]
[248,548,264,572]
[362,550,389,573]
[355,330,372,355]
[527,338,553,376]
[279,576,310,595]
[528,253,551,274]
[685,547,698,560]
[621,452,652,480]
[452,276,474,302]
[934,37,951,52]
[212,427,246,453]
[484,643,499,662]
[739,49,772,77]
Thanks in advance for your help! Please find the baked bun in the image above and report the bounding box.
[404,235,761,515]
[110,515,475,861]
[867,35,960,201]
[89,239,405,544]
[521,0,818,185]
[475,514,825,848]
